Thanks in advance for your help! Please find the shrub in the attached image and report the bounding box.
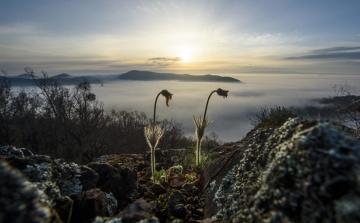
[249,105,296,129]
[330,84,360,139]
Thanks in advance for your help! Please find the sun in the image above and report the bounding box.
[178,46,194,63]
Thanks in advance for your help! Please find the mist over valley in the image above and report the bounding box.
[88,73,360,142]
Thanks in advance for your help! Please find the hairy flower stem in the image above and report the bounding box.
[203,90,217,124]
[153,92,161,127]
[150,92,162,180]
[196,90,217,167]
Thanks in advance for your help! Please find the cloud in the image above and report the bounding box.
[285,46,360,60]
[147,57,182,66]
[310,46,360,54]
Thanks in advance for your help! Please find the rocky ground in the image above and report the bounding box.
[1,117,360,223]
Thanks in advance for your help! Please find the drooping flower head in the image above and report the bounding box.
[216,88,229,98]
[161,89,173,107]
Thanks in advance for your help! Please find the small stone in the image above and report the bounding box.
[171,204,189,219]
[182,183,199,194]
[150,183,167,195]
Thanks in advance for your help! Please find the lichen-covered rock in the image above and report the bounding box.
[1,145,84,206]
[0,145,33,157]
[0,160,62,223]
[208,118,360,223]
[21,160,83,205]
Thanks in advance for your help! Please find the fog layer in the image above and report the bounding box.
[91,74,360,142]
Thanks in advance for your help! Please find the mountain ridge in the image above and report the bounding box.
[1,70,241,86]
[118,70,241,82]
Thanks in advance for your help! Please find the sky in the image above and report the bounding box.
[1,0,360,76]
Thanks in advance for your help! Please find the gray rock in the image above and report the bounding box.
[0,145,27,157]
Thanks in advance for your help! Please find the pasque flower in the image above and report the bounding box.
[145,89,173,182]
[216,88,229,98]
[161,89,173,107]
[193,88,229,167]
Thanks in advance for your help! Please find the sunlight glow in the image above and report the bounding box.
[178,46,194,63]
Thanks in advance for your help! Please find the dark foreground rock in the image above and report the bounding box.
[201,118,360,222]
[71,188,118,222]
[1,117,360,223]
[0,160,62,223]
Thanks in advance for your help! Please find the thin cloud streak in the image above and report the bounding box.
[147,57,182,66]
[311,46,360,54]
[286,52,360,60]
[285,46,360,60]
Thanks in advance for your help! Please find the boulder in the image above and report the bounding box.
[202,118,360,222]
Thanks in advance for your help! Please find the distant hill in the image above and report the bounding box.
[53,73,71,78]
[13,73,32,79]
[1,73,102,87]
[118,70,241,82]
[2,70,240,86]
